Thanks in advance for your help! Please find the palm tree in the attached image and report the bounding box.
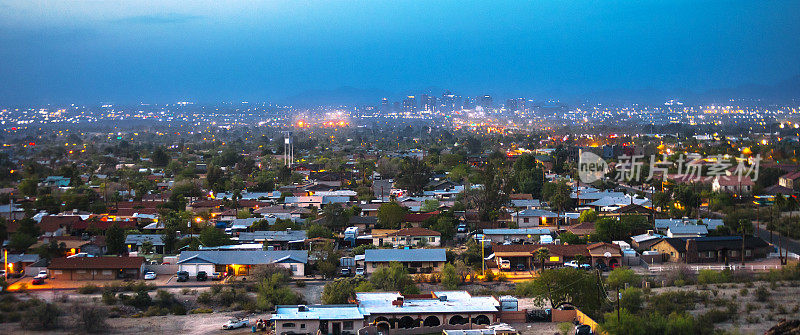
[534,247,551,272]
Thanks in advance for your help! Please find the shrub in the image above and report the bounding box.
[75,306,109,333]
[20,301,60,330]
[755,286,770,302]
[77,284,101,294]
[197,292,213,304]
[102,291,117,305]
[699,309,730,324]
[739,288,749,296]
[296,280,306,288]
[170,304,187,315]
[124,290,152,310]
[189,308,213,314]
[143,306,169,317]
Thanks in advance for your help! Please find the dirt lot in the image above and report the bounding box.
[0,312,270,334]
[652,281,800,334]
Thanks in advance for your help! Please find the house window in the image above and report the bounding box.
[730,250,739,257]
[300,324,306,329]
[706,251,715,258]
[290,264,298,271]
[410,262,422,268]
[344,321,354,330]
[745,250,752,257]
[523,218,529,223]
[282,323,295,328]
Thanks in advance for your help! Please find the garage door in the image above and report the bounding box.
[179,264,215,276]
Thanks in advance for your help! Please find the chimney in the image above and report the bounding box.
[392,297,404,307]
[685,239,698,263]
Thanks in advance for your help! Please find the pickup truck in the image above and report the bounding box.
[564,261,591,269]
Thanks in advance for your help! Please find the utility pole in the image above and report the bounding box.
[616,285,621,325]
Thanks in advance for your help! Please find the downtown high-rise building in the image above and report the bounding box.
[505,97,525,112]
[479,95,493,109]
[420,94,436,112]
[402,95,417,113]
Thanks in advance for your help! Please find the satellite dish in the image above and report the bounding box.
[604,252,612,258]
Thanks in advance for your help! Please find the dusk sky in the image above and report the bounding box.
[1,0,799,105]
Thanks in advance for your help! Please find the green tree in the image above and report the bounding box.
[377,202,407,229]
[105,224,126,255]
[395,158,431,195]
[307,224,334,239]
[19,178,39,197]
[321,277,363,304]
[579,209,598,223]
[441,263,460,289]
[607,268,641,289]
[370,262,419,294]
[199,226,232,247]
[420,199,440,212]
[152,146,170,167]
[516,267,604,316]
[321,204,350,231]
[8,232,37,251]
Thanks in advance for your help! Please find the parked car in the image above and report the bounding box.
[196,271,208,281]
[176,271,190,282]
[564,261,591,270]
[355,267,364,276]
[499,259,511,270]
[575,324,593,335]
[457,224,468,233]
[515,263,526,271]
[34,270,48,279]
[340,268,352,277]
[222,318,249,330]
[32,277,45,285]
[211,272,223,280]
[595,263,610,272]
[143,271,157,280]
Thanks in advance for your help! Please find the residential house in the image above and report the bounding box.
[272,305,365,335]
[712,175,754,194]
[3,254,40,277]
[125,234,165,254]
[648,236,771,263]
[491,243,621,270]
[237,229,308,250]
[371,228,441,247]
[363,249,447,275]
[357,291,501,334]
[510,209,558,228]
[176,250,308,277]
[666,225,708,238]
[48,256,146,280]
[482,228,551,244]
[0,203,24,220]
[272,290,504,335]
[778,171,800,193]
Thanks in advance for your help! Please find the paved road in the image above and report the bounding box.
[755,225,800,255]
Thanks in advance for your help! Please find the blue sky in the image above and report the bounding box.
[1,0,799,104]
